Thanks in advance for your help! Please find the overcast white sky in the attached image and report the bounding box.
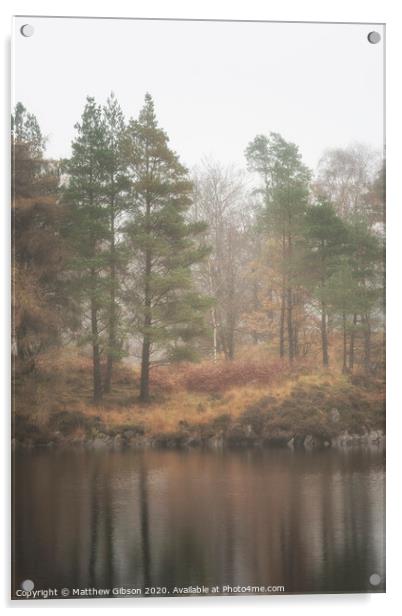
[13,17,384,173]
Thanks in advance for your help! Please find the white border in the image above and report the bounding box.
[1,1,401,614]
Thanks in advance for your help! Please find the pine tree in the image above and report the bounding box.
[12,102,44,157]
[63,97,109,403]
[302,201,383,372]
[346,220,384,373]
[102,93,130,393]
[246,133,310,361]
[303,200,350,367]
[124,94,210,402]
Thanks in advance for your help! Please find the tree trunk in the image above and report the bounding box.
[349,313,357,371]
[342,312,348,374]
[219,329,229,360]
[226,307,236,360]
[227,326,235,361]
[287,287,294,363]
[279,288,286,358]
[321,301,329,368]
[294,322,299,358]
[208,261,218,361]
[211,307,218,362]
[363,313,372,374]
[252,279,260,344]
[285,230,294,363]
[139,335,151,403]
[104,208,116,394]
[104,299,116,394]
[90,286,103,404]
[139,196,152,403]
[88,181,102,403]
[279,236,286,358]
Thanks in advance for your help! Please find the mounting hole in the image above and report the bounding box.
[369,573,381,586]
[367,31,381,44]
[20,24,34,38]
[21,579,34,591]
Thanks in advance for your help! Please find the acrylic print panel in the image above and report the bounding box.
[12,16,385,600]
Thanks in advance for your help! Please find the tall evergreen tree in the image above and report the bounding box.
[303,201,383,372]
[102,93,129,393]
[346,220,384,373]
[303,200,349,367]
[12,102,44,157]
[246,133,310,361]
[64,97,109,403]
[124,94,210,402]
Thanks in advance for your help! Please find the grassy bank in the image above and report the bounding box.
[13,349,385,449]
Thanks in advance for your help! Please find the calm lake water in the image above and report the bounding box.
[12,447,385,598]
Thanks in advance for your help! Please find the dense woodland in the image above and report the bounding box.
[12,94,385,438]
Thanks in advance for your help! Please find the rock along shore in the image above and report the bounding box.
[12,427,385,452]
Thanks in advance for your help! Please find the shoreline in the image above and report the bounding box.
[12,428,385,452]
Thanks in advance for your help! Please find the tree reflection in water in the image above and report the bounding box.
[12,447,385,595]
